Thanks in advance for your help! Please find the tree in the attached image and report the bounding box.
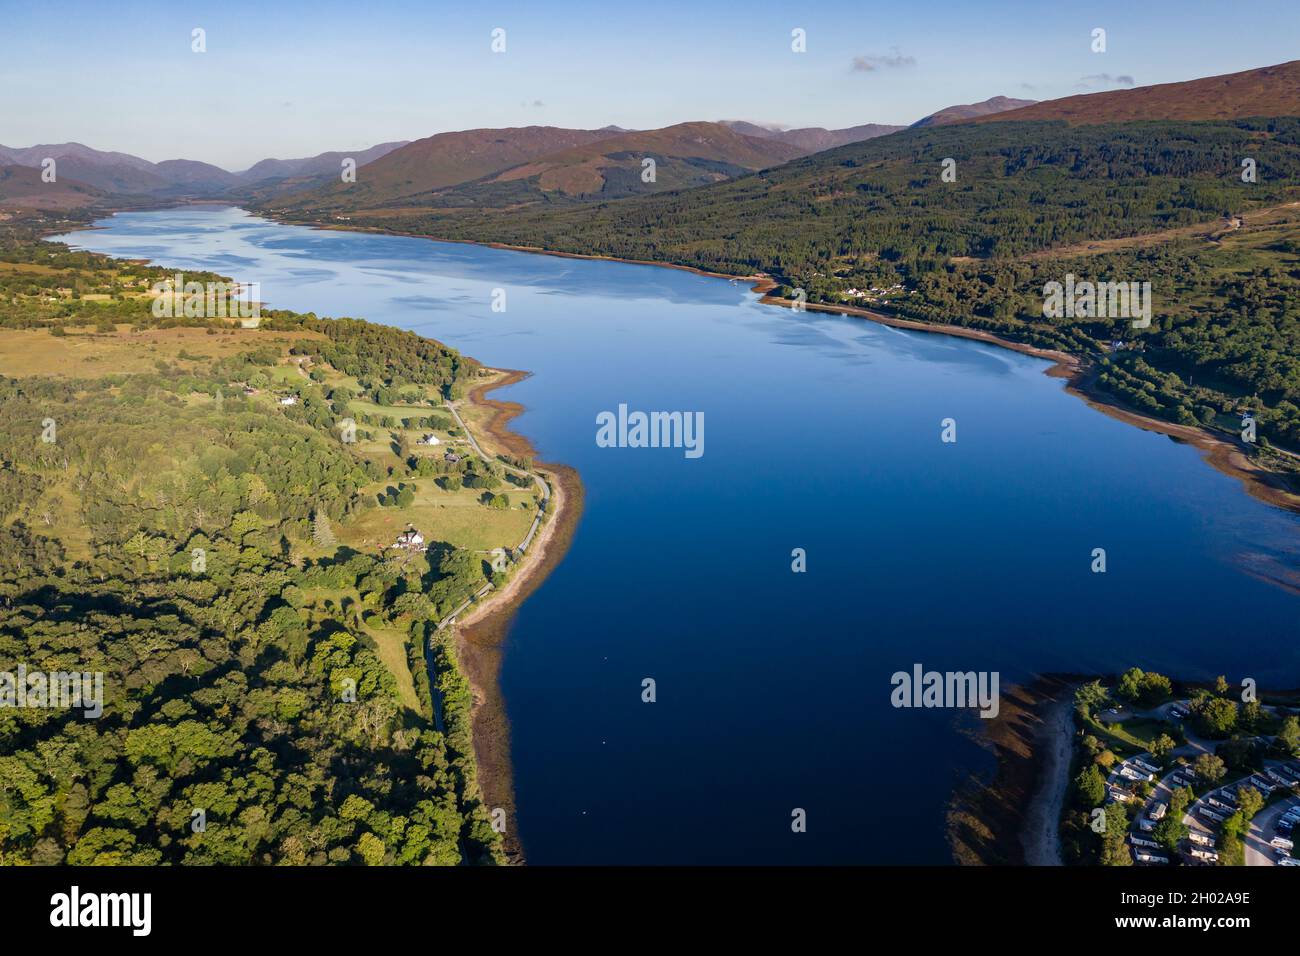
[1075,764,1106,807]
[357,831,387,866]
[312,510,336,548]
[1192,697,1239,738]
[1217,736,1259,773]
[1277,716,1300,757]
[1100,803,1132,866]
[1193,753,1226,785]
[1153,815,1188,853]
[1150,733,1177,762]
[1075,680,1109,711]
[1235,784,1265,820]
[1116,667,1172,706]
[1241,700,1263,731]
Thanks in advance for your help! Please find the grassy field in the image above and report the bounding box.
[299,586,420,714]
[340,477,535,553]
[1084,712,1186,756]
[362,623,421,713]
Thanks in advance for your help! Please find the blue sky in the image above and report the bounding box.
[2,0,1297,170]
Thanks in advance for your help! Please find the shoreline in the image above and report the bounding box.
[264,209,1300,518]
[451,368,585,864]
[753,292,1300,518]
[947,675,1079,865]
[57,205,1300,865]
[43,210,588,865]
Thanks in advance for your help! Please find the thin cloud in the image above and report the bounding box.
[851,49,916,72]
[1077,73,1135,90]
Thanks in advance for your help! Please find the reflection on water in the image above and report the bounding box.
[59,205,1300,865]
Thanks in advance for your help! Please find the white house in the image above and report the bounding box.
[392,529,425,551]
[278,395,298,406]
[418,434,442,446]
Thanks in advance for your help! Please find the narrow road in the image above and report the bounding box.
[429,399,552,631]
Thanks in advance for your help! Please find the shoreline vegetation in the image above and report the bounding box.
[23,208,583,865]
[273,211,1300,520]
[0,213,548,864]
[448,369,584,863]
[35,203,1300,867]
[951,673,1300,866]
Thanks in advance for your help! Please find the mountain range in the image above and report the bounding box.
[0,95,1031,211]
[14,53,1296,217]
[0,141,409,201]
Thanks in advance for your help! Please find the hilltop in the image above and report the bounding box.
[980,60,1300,124]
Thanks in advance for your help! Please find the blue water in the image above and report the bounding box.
[59,206,1300,864]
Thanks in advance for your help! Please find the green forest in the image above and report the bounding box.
[0,225,504,865]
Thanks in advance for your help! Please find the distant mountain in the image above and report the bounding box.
[912,96,1038,127]
[236,142,409,184]
[265,126,626,212]
[487,122,805,197]
[264,121,806,216]
[0,164,105,210]
[0,143,166,194]
[978,60,1300,124]
[0,141,409,200]
[720,121,905,154]
[152,159,240,197]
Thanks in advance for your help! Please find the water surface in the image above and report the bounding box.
[60,206,1300,864]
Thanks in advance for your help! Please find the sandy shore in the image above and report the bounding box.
[947,676,1079,865]
[450,368,585,863]
[1019,689,1076,866]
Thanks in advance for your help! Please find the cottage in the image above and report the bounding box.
[418,434,442,446]
[444,452,462,464]
[278,395,298,406]
[392,528,425,551]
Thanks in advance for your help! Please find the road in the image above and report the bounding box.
[1245,793,1299,867]
[430,399,553,631]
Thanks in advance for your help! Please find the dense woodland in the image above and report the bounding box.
[0,228,503,865]
[273,117,1300,452]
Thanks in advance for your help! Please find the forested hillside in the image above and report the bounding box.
[273,117,1300,454]
[0,226,505,865]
